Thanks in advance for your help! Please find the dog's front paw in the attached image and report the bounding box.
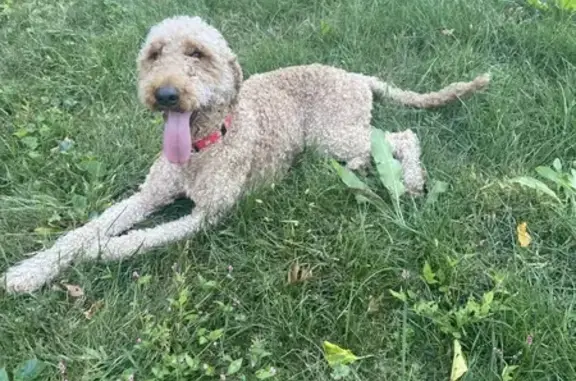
[1,251,62,294]
[2,264,47,294]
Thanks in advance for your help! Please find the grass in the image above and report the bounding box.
[1,0,575,379]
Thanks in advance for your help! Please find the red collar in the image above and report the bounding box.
[191,114,233,152]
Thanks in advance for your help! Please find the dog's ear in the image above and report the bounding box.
[229,55,243,95]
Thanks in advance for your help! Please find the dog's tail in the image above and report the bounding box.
[366,73,490,109]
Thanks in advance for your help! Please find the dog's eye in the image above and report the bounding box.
[186,49,204,59]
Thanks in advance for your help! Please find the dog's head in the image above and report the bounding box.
[136,16,243,164]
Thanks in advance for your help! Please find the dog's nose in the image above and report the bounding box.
[155,86,180,107]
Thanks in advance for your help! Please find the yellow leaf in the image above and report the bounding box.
[450,339,468,381]
[84,300,104,320]
[516,222,531,247]
[322,341,359,368]
[287,262,314,284]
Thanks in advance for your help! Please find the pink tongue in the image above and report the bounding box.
[163,111,192,164]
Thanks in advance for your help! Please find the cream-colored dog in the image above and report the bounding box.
[1,15,490,293]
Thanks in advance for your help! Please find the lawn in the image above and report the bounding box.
[1,0,575,380]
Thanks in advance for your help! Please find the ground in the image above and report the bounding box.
[1,0,575,380]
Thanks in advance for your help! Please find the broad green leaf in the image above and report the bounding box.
[255,366,277,379]
[527,0,549,9]
[570,169,576,189]
[426,180,449,205]
[323,341,359,368]
[482,290,494,307]
[20,136,38,150]
[227,358,243,375]
[450,340,468,381]
[207,329,224,341]
[553,158,562,172]
[501,364,519,381]
[370,128,406,199]
[0,368,8,381]
[13,359,46,381]
[79,160,105,178]
[185,355,199,370]
[319,20,333,36]
[535,166,567,187]
[197,274,217,289]
[422,261,438,284]
[506,176,560,202]
[71,194,88,212]
[389,289,407,302]
[203,364,215,376]
[13,129,29,138]
[137,275,152,285]
[558,0,576,10]
[330,159,380,204]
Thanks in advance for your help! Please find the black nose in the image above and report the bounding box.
[155,86,180,107]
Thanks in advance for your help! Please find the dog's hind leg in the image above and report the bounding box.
[1,157,183,293]
[384,129,426,196]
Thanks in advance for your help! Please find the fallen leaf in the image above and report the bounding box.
[516,222,532,247]
[323,341,359,368]
[441,28,455,36]
[450,339,468,381]
[63,283,84,298]
[502,364,519,381]
[84,300,104,320]
[367,295,381,313]
[287,262,313,284]
[58,360,68,381]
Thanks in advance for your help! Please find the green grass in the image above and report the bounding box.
[1,0,576,380]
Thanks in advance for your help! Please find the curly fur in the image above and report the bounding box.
[1,15,490,293]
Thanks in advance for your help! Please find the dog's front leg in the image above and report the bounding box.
[84,168,246,262]
[1,157,183,293]
[84,208,210,261]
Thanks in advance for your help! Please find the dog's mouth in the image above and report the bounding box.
[162,110,198,165]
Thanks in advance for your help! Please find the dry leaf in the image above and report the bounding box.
[84,300,104,320]
[63,283,84,298]
[58,360,68,381]
[516,221,532,247]
[441,28,455,36]
[287,262,313,284]
[367,295,382,313]
[450,339,468,381]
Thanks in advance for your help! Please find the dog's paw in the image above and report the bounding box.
[1,256,55,294]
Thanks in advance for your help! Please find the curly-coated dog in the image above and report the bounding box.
[1,15,490,293]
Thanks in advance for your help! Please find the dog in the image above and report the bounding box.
[1,15,490,293]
